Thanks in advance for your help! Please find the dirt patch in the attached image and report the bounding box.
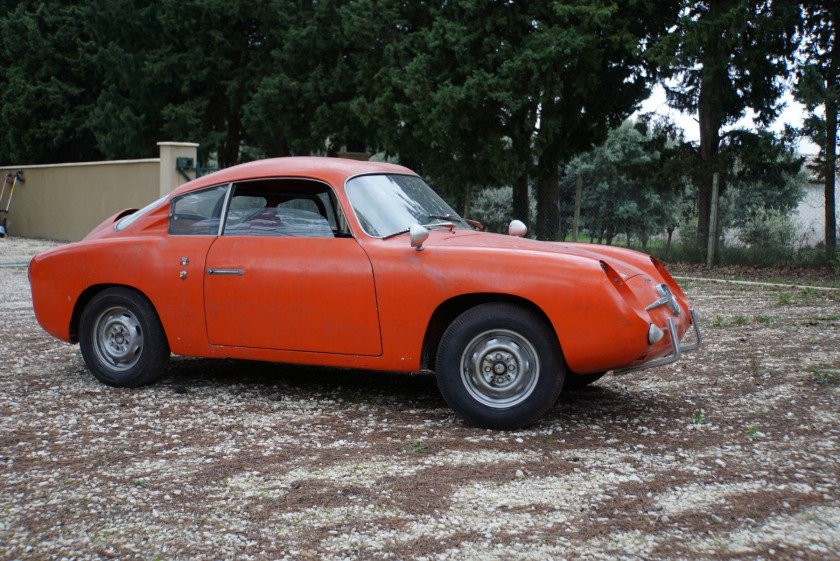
[668,261,839,286]
[1,239,839,560]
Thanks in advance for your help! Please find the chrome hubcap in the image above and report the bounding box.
[461,329,539,408]
[93,306,143,371]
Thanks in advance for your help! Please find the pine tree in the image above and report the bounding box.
[795,2,839,260]
[650,0,800,252]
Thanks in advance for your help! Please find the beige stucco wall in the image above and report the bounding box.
[0,160,159,242]
[0,142,198,242]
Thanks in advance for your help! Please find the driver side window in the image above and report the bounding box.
[222,179,351,238]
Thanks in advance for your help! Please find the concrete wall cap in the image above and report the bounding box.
[156,141,200,147]
[0,159,160,170]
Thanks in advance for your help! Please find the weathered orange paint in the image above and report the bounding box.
[29,157,695,377]
[204,236,381,355]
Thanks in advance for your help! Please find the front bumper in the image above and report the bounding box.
[613,308,702,375]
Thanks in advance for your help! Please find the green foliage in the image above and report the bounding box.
[469,186,536,235]
[649,0,801,247]
[0,2,99,163]
[794,5,840,130]
[652,1,798,127]
[666,127,806,264]
[538,112,808,264]
[244,0,380,158]
[720,129,805,217]
[0,0,679,202]
[559,123,685,246]
[353,0,680,235]
[0,0,819,270]
[402,440,433,454]
[737,208,796,252]
[82,0,167,160]
[794,3,839,259]
[150,0,284,166]
[689,411,708,425]
[807,363,840,386]
[0,0,284,165]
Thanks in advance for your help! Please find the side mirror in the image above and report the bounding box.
[409,224,429,250]
[508,220,527,237]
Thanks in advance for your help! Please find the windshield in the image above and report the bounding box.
[114,194,169,231]
[345,174,470,238]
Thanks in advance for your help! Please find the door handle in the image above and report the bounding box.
[206,268,245,276]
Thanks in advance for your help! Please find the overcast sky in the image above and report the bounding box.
[637,84,820,155]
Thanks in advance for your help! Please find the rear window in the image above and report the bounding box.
[169,185,229,236]
[114,195,169,232]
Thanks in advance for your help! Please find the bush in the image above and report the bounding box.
[470,186,536,234]
[738,208,795,251]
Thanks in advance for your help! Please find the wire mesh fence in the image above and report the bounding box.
[466,167,838,267]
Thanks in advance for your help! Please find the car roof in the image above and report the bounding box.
[170,156,416,197]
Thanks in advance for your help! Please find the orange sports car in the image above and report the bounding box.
[30,157,700,429]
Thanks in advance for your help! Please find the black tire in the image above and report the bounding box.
[563,372,606,391]
[79,287,170,387]
[435,303,565,430]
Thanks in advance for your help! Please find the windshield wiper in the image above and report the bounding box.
[430,213,482,230]
[382,228,410,239]
[381,221,456,239]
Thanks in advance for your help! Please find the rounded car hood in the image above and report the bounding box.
[429,230,654,279]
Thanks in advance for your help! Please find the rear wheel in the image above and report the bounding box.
[79,288,169,387]
[436,303,565,430]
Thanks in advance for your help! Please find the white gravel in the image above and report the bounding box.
[2,238,839,560]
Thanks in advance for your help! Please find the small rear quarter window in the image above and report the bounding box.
[114,195,169,232]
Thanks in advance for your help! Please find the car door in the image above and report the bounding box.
[158,183,230,355]
[203,178,382,355]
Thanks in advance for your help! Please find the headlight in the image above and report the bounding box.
[648,324,665,345]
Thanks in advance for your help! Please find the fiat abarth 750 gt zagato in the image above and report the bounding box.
[30,157,701,429]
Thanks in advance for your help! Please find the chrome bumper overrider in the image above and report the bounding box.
[613,308,702,375]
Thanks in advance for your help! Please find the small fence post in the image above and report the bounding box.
[572,175,582,241]
[706,171,720,269]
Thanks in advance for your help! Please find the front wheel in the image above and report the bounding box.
[435,303,565,430]
[79,287,170,387]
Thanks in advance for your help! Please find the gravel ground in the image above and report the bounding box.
[1,237,839,561]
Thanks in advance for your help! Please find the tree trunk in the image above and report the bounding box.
[534,97,560,241]
[510,107,533,228]
[462,183,472,218]
[512,172,530,227]
[697,84,722,249]
[276,127,291,157]
[535,156,559,241]
[220,111,242,167]
[696,0,726,249]
[826,97,837,259]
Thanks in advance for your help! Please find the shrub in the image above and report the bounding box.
[738,208,795,253]
[470,186,536,234]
